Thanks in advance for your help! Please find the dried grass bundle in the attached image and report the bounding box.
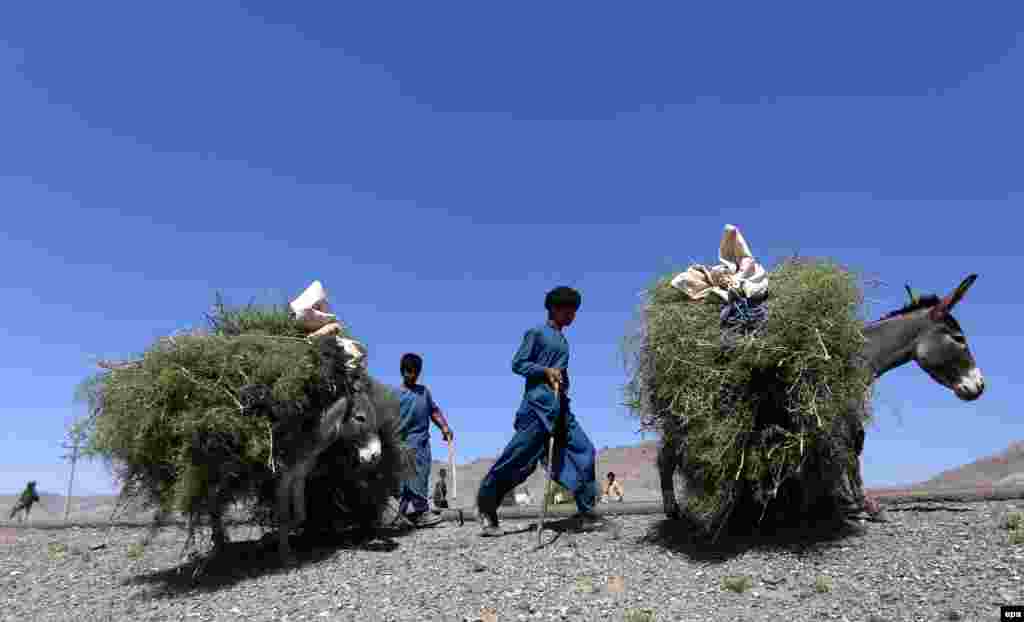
[625,257,875,532]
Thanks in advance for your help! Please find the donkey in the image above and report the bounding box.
[658,273,985,521]
[8,481,40,523]
[273,373,396,564]
[149,372,394,565]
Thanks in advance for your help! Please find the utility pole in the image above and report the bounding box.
[61,423,86,523]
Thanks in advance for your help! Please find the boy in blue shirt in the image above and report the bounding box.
[398,353,453,528]
[475,286,600,536]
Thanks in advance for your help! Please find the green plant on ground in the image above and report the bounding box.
[625,257,875,533]
[575,576,596,594]
[722,575,753,593]
[1004,511,1023,531]
[1009,528,1024,546]
[126,542,145,559]
[814,575,833,593]
[623,608,655,622]
[46,542,68,561]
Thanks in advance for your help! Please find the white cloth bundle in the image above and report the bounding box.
[290,280,368,372]
[290,280,338,331]
[670,224,769,303]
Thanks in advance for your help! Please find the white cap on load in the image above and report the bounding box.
[290,280,370,371]
[290,280,338,331]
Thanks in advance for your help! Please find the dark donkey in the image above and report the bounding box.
[659,273,985,520]
[142,372,391,566]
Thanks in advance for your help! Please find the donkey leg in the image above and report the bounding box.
[141,508,165,547]
[210,511,229,555]
[292,465,310,528]
[208,485,229,555]
[276,471,297,563]
[657,441,682,520]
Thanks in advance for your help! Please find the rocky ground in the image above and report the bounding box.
[2,500,1022,622]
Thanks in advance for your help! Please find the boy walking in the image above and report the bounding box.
[398,353,453,528]
[475,286,600,536]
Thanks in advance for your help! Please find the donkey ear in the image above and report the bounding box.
[947,274,978,310]
[904,284,918,304]
[933,274,977,317]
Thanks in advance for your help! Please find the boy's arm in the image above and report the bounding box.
[511,329,547,380]
[427,389,453,441]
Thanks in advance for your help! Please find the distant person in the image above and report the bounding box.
[398,353,454,528]
[9,481,41,522]
[602,472,624,503]
[433,468,449,509]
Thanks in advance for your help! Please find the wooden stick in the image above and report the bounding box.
[537,379,561,549]
[448,439,457,503]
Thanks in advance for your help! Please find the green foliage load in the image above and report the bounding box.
[76,298,409,531]
[625,257,875,533]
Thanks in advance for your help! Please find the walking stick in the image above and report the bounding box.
[537,378,561,549]
[448,439,457,503]
[448,437,464,525]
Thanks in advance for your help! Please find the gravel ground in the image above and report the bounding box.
[2,500,1022,622]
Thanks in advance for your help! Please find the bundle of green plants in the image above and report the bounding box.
[625,257,875,533]
[76,297,411,534]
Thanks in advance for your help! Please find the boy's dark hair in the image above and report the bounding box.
[400,353,423,374]
[544,286,582,312]
[607,472,615,480]
[439,468,447,476]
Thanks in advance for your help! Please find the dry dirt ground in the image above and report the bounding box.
[2,500,1023,622]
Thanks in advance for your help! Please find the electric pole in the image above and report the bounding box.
[61,423,86,523]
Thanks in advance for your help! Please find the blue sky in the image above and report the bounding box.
[2,3,1022,496]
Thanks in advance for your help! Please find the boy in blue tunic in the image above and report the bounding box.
[475,286,600,536]
[398,353,453,528]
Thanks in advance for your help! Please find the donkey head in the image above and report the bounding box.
[324,376,383,467]
[912,274,985,401]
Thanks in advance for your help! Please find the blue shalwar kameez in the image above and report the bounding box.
[398,384,438,515]
[477,324,598,514]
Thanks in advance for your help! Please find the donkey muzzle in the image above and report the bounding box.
[357,434,383,465]
[953,367,985,401]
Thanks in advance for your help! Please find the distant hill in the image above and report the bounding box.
[916,440,1024,490]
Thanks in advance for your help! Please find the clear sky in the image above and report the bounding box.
[2,3,1022,496]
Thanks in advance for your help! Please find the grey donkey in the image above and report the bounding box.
[659,273,985,522]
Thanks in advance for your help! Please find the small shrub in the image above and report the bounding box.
[814,575,833,594]
[1009,528,1024,546]
[624,609,655,622]
[575,576,596,594]
[46,542,68,561]
[1004,511,1023,531]
[126,542,145,559]
[722,575,753,593]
